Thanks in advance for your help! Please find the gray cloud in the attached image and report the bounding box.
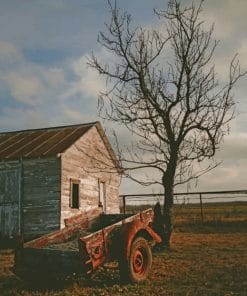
[0,42,99,131]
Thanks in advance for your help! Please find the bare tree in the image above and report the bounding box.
[89,0,246,247]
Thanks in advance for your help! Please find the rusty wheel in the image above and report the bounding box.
[119,237,152,283]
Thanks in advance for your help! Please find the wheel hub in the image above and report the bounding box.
[133,249,145,274]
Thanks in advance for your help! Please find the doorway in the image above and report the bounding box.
[99,181,106,213]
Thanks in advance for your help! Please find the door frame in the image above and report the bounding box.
[99,181,106,213]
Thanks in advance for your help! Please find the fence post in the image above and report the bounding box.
[123,195,126,215]
[199,193,204,223]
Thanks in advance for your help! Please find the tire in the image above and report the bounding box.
[119,237,152,283]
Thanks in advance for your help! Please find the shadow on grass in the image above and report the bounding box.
[0,261,121,294]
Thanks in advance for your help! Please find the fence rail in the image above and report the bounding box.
[120,189,247,223]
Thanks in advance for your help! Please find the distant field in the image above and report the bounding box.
[122,201,247,231]
[0,203,246,295]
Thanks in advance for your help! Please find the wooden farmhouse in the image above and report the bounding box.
[0,122,121,242]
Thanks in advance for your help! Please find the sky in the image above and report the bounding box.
[0,0,246,195]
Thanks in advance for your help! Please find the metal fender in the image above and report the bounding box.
[120,220,162,259]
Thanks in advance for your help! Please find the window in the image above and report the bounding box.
[99,181,106,213]
[70,180,80,209]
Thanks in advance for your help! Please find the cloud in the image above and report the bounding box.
[202,0,247,39]
[0,41,23,64]
[0,107,47,130]
[0,43,96,107]
[239,39,247,69]
[199,0,247,81]
[3,72,45,105]
[1,63,67,106]
[216,133,247,160]
[190,131,247,191]
[0,43,69,107]
[196,158,247,191]
[62,108,94,123]
[63,50,113,100]
[0,42,100,130]
[44,68,66,88]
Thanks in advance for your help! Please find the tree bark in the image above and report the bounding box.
[162,154,176,248]
[163,182,174,248]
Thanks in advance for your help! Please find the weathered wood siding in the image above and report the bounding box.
[0,158,61,241]
[61,126,120,227]
[0,161,21,239]
[22,158,61,241]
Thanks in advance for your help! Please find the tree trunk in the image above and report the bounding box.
[162,155,176,248]
[163,182,174,248]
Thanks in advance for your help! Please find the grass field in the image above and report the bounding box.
[124,202,247,232]
[0,202,246,296]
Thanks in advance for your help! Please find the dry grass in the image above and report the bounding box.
[0,204,246,295]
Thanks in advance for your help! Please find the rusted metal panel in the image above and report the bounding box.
[45,126,95,156]
[0,167,21,239]
[0,123,95,160]
[0,132,41,159]
[0,133,25,153]
[10,130,59,158]
[27,127,79,158]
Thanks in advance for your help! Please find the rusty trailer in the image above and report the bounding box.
[15,208,161,283]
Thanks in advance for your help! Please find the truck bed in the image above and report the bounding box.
[14,212,133,278]
[15,230,88,277]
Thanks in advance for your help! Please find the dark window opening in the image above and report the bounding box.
[71,182,79,209]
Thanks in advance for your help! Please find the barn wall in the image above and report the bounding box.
[61,126,120,227]
[0,158,61,241]
[22,157,61,241]
[0,161,22,239]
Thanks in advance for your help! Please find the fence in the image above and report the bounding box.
[120,190,247,224]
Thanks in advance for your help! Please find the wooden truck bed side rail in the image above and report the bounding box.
[24,208,100,248]
[14,208,101,278]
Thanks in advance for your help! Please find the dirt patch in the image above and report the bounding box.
[0,250,14,276]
